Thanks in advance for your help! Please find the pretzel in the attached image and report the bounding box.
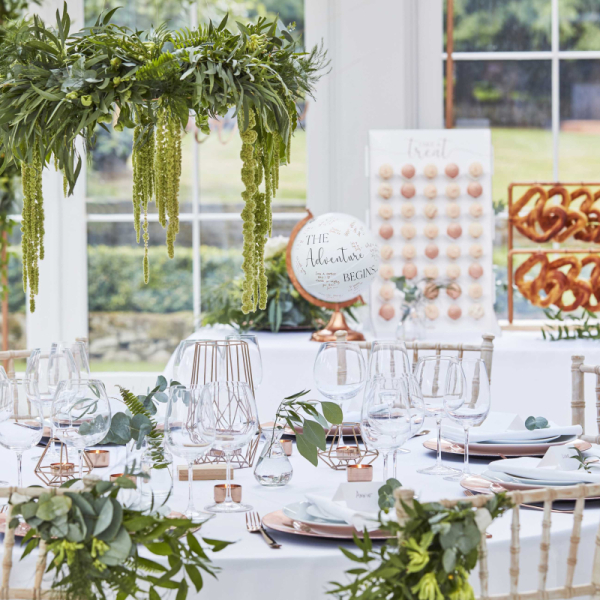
[575,190,600,243]
[511,187,567,243]
[582,255,600,312]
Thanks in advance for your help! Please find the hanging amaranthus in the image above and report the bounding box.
[21,145,44,312]
[165,114,182,259]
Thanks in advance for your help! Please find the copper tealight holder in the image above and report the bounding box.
[280,439,293,456]
[35,438,93,486]
[85,449,110,468]
[318,422,378,471]
[214,484,242,503]
[110,473,136,483]
[347,464,373,482]
[50,462,74,474]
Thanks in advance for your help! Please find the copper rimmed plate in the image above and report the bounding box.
[262,510,393,540]
[0,513,31,537]
[424,437,591,458]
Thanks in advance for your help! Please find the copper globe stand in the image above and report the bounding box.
[286,209,365,342]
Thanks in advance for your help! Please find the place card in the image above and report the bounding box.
[177,464,234,481]
[538,445,582,471]
[333,482,381,512]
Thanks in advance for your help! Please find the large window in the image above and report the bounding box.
[445,0,600,320]
[85,0,306,369]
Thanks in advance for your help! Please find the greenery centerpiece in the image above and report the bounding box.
[0,5,326,312]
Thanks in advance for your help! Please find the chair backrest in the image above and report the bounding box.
[571,355,600,443]
[395,483,600,600]
[334,331,495,384]
[0,350,38,379]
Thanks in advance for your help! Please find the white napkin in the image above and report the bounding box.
[488,445,600,483]
[305,493,381,532]
[442,412,582,443]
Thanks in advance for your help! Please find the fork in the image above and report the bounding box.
[246,512,281,549]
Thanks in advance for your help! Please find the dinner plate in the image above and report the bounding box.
[424,437,591,457]
[306,504,346,523]
[0,513,31,537]
[477,434,561,445]
[262,510,393,540]
[481,469,575,487]
[283,501,349,528]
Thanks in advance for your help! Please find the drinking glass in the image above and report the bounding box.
[71,341,91,380]
[165,385,216,521]
[443,359,491,482]
[51,380,111,479]
[414,356,460,476]
[0,379,44,487]
[314,341,366,405]
[204,381,259,513]
[361,377,413,481]
[368,341,411,381]
[225,334,263,389]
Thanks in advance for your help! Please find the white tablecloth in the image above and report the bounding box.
[4,428,600,599]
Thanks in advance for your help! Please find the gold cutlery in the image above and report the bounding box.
[246,512,281,549]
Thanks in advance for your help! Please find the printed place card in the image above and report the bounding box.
[333,482,381,512]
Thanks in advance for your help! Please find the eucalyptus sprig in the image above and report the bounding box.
[541,307,600,341]
[269,389,343,466]
[569,446,595,473]
[525,416,549,431]
[10,478,233,600]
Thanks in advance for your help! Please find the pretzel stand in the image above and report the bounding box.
[507,182,600,323]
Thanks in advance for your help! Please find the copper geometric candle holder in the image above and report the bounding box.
[318,422,378,471]
[34,438,93,486]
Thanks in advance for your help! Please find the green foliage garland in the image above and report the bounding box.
[0,5,327,311]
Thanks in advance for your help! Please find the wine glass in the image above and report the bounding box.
[313,341,366,405]
[51,380,111,479]
[165,385,216,521]
[71,341,91,380]
[443,359,491,482]
[414,355,461,476]
[172,339,216,386]
[361,376,413,481]
[0,379,44,487]
[204,381,259,513]
[225,334,263,389]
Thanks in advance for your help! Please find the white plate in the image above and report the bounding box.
[481,469,574,487]
[306,504,346,523]
[282,501,349,528]
[478,434,561,445]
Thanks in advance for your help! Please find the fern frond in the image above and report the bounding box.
[136,52,179,81]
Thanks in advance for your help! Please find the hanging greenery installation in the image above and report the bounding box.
[0,5,326,311]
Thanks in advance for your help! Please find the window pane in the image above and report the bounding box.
[559,0,600,50]
[446,0,551,52]
[84,0,189,29]
[559,60,600,180]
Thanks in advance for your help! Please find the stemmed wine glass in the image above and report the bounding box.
[165,385,216,522]
[172,339,215,386]
[71,341,91,380]
[204,381,259,513]
[0,379,44,487]
[51,380,112,479]
[443,359,491,481]
[414,355,461,476]
[225,334,263,389]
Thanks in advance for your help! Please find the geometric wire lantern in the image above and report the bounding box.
[317,422,379,471]
[34,438,93,486]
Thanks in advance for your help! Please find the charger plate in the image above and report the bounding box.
[424,437,591,458]
[262,510,393,540]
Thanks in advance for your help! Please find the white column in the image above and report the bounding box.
[305,0,444,218]
[26,0,88,348]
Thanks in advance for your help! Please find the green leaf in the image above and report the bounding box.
[302,419,327,451]
[176,578,188,600]
[321,401,343,425]
[149,588,161,600]
[443,548,457,572]
[295,433,318,466]
[96,498,122,542]
[147,541,173,556]
[101,527,132,566]
[93,497,114,537]
[185,563,204,592]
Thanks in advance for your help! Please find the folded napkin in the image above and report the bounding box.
[488,445,600,483]
[305,493,381,532]
[442,412,582,444]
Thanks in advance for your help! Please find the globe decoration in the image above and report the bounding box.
[286,211,380,341]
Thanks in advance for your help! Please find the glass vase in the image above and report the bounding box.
[254,428,293,487]
[140,446,173,510]
[396,308,425,341]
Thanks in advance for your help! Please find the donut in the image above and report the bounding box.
[424,224,439,239]
[469,304,485,320]
[424,164,438,179]
[379,304,396,321]
[446,202,461,218]
[425,304,440,320]
[446,244,461,260]
[401,224,417,239]
[379,224,393,239]
[447,223,462,239]
[380,283,395,301]
[425,244,439,259]
[468,263,484,279]
[469,222,483,238]
[380,264,394,280]
[424,283,439,300]
[401,164,416,179]
[445,163,460,178]
[401,183,416,199]
[378,183,393,199]
[447,264,461,280]
[424,203,438,219]
[469,203,483,218]
[379,164,393,179]
[424,265,439,279]
[467,181,483,198]
[424,184,438,199]
[469,162,483,178]
[446,183,461,200]
[469,283,483,299]
[380,244,394,260]
[448,305,462,320]
[400,203,415,219]
[378,203,393,219]
[469,244,484,259]
[446,283,462,299]
[402,263,418,279]
[402,244,416,259]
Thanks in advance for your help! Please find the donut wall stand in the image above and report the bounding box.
[507,182,600,323]
[368,129,499,339]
